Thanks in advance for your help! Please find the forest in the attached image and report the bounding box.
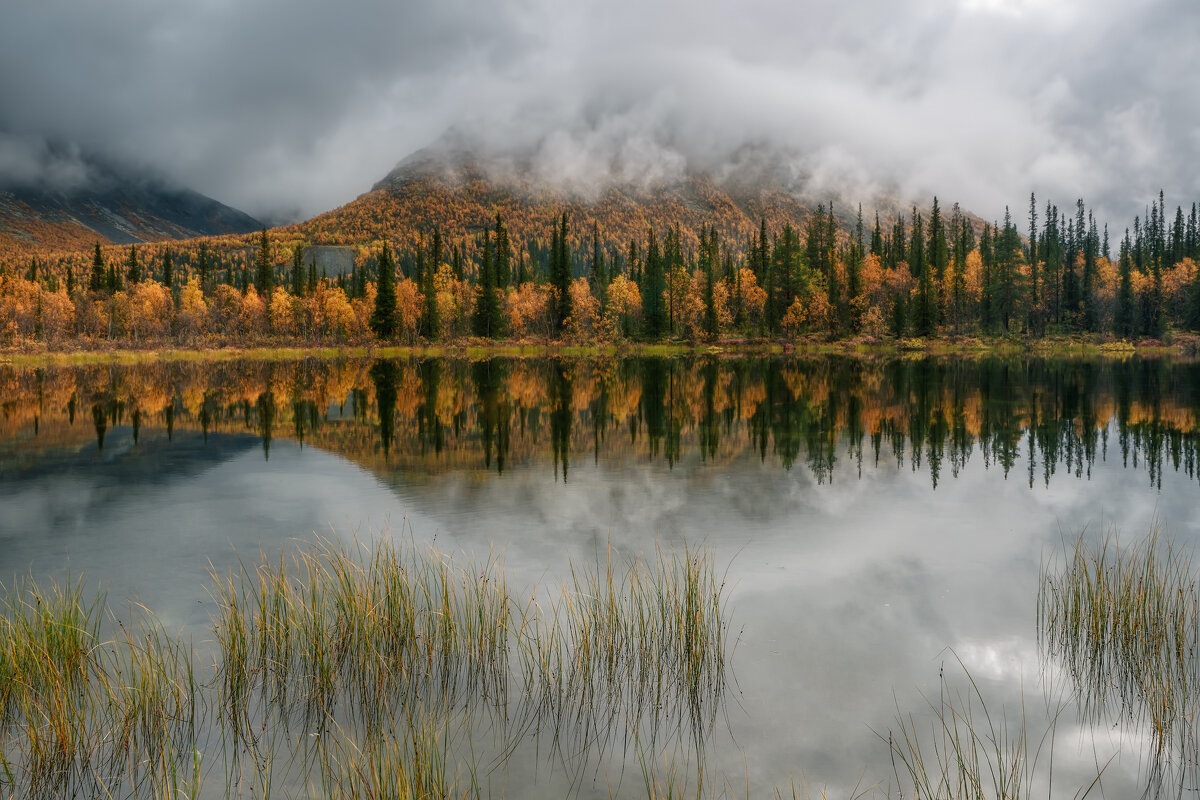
[2,190,1200,349]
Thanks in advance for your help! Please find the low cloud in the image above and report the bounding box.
[0,136,95,193]
[1,0,1196,227]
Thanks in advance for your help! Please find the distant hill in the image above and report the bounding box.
[297,141,944,260]
[0,157,262,252]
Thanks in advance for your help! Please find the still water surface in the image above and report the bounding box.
[2,354,1198,796]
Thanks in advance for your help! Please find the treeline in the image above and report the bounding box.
[3,192,1200,347]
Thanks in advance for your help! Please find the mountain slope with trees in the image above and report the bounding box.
[2,142,1200,349]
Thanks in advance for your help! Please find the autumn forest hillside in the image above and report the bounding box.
[3,141,1200,349]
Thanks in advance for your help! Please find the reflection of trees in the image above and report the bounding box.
[370,360,397,458]
[473,360,509,473]
[550,360,571,482]
[4,356,1200,486]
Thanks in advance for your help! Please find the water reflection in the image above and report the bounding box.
[3,354,1200,797]
[4,355,1200,489]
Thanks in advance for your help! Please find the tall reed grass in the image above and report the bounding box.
[0,536,733,798]
[1038,527,1200,794]
[884,659,1089,800]
[0,577,201,799]
[517,544,730,758]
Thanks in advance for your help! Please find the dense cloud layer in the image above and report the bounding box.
[1,0,1196,226]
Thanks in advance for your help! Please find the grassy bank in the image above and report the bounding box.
[0,332,1189,368]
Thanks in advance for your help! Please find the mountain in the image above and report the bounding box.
[297,141,931,258]
[0,157,262,252]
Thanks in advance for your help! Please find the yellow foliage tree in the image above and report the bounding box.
[602,274,641,338]
[238,287,267,339]
[565,277,600,340]
[128,280,171,341]
[177,278,208,342]
[504,283,552,339]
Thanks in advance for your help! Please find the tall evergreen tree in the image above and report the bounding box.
[1115,231,1136,337]
[910,209,937,337]
[291,244,305,297]
[126,245,141,285]
[550,213,572,332]
[979,223,995,330]
[197,241,210,293]
[847,205,865,330]
[106,261,121,294]
[431,229,443,277]
[1026,194,1040,333]
[494,214,511,290]
[701,226,719,339]
[589,221,607,309]
[370,242,399,338]
[473,230,502,337]
[254,229,272,295]
[89,243,105,293]
[928,197,948,323]
[642,227,666,338]
[452,246,463,281]
[162,249,174,291]
[420,249,440,341]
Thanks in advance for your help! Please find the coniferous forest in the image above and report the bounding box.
[3,189,1200,349]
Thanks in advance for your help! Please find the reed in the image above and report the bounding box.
[1038,527,1200,792]
[884,659,1096,800]
[516,543,730,760]
[0,577,202,800]
[209,536,514,744]
[0,536,734,797]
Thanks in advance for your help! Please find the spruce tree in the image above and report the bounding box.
[495,214,511,290]
[254,229,272,295]
[473,230,502,337]
[929,197,948,323]
[370,242,399,338]
[702,227,719,339]
[550,213,572,332]
[89,243,105,293]
[126,245,141,285]
[291,244,305,298]
[421,243,440,341]
[162,249,174,290]
[642,227,666,338]
[106,261,122,294]
[589,220,606,311]
[909,209,937,337]
[847,205,864,329]
[197,241,210,293]
[1115,231,1136,337]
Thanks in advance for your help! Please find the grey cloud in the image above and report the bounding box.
[0,136,94,192]
[1,0,1197,226]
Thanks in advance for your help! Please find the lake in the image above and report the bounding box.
[1,353,1197,798]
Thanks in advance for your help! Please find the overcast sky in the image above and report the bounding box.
[1,0,1196,226]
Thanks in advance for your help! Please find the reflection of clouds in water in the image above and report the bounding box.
[386,432,1197,794]
[0,435,410,633]
[0,420,1195,796]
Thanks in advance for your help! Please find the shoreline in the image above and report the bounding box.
[0,334,1189,367]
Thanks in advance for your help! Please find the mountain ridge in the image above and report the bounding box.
[0,152,263,251]
[298,142,941,259]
